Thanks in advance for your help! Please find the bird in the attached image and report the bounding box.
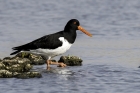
[10,19,92,69]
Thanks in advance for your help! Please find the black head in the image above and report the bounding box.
[64,19,80,30]
[64,19,92,37]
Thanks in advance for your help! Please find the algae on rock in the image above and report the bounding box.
[16,52,45,65]
[16,71,42,79]
[0,52,83,78]
[0,56,41,78]
[0,70,13,78]
[58,56,83,66]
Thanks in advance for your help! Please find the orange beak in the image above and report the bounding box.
[78,26,92,37]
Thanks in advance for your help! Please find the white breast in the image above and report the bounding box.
[30,37,72,58]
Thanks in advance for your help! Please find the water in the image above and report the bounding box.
[0,0,140,93]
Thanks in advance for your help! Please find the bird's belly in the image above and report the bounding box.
[37,43,72,57]
[30,38,72,58]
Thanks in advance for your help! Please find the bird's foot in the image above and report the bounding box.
[57,62,67,67]
[46,60,66,69]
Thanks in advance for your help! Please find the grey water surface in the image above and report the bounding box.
[0,0,140,93]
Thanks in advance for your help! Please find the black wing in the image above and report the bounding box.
[10,31,63,55]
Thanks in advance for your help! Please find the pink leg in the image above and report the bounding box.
[46,60,67,69]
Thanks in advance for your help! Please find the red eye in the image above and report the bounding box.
[74,22,76,24]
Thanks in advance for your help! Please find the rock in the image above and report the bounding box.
[3,57,11,60]
[2,57,31,66]
[0,58,2,62]
[0,53,83,78]
[0,70,42,78]
[16,52,45,65]
[58,56,83,66]
[0,57,33,73]
[0,56,42,78]
[16,71,42,79]
[1,57,32,72]
[5,63,32,72]
[0,70,13,78]
[0,62,5,69]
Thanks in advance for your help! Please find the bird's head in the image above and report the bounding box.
[64,19,92,37]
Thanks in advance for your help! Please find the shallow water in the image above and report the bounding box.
[0,0,140,93]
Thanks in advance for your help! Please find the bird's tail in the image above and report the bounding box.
[10,50,21,55]
[10,46,23,55]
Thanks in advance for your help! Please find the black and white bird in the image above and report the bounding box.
[10,19,92,68]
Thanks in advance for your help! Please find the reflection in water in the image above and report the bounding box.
[45,67,74,75]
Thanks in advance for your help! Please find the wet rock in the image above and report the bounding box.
[16,52,45,65]
[1,57,32,72]
[0,52,83,78]
[3,57,11,60]
[2,57,31,66]
[0,56,41,78]
[0,70,42,78]
[0,57,32,72]
[58,56,83,66]
[0,58,2,62]
[16,71,42,79]
[0,62,5,69]
[5,63,32,72]
[0,70,13,78]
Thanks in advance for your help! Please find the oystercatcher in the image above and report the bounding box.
[10,19,92,69]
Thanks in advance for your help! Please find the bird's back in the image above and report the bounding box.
[10,31,64,55]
